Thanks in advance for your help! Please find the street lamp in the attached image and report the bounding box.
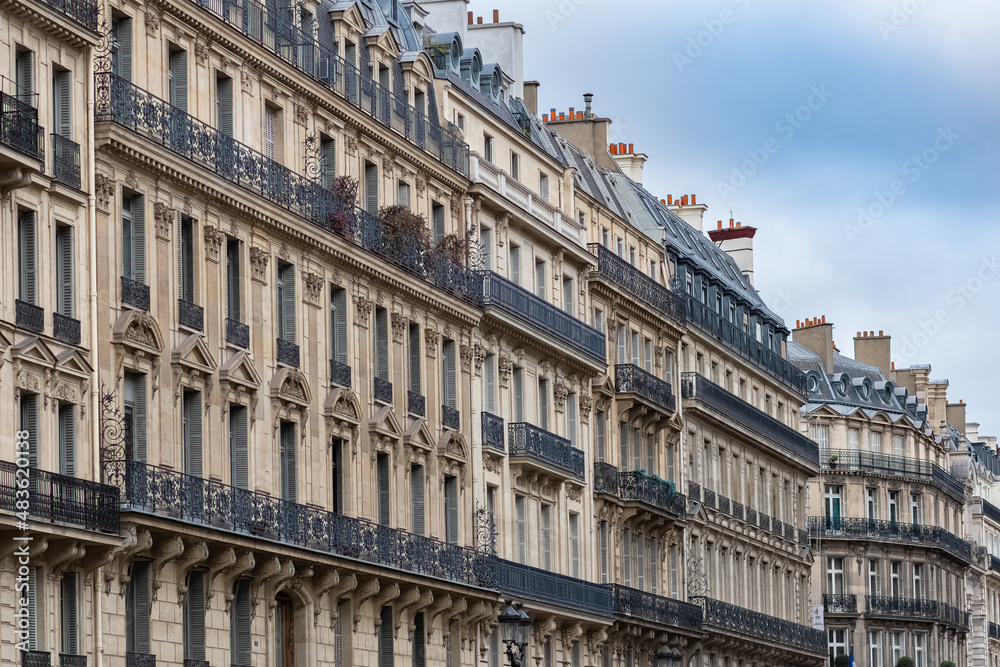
[498,600,530,667]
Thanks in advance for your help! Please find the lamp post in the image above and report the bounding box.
[498,600,530,667]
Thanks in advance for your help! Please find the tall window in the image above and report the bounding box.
[868,560,880,595]
[410,464,424,535]
[848,428,859,451]
[168,46,188,112]
[61,572,79,656]
[231,579,252,667]
[484,134,494,163]
[826,557,844,594]
[53,68,71,139]
[512,367,524,422]
[562,276,574,314]
[824,485,842,528]
[484,354,496,414]
[364,160,379,215]
[535,259,546,298]
[55,224,73,317]
[377,452,390,526]
[811,424,830,449]
[321,135,336,190]
[537,378,548,430]
[15,46,34,102]
[892,434,904,457]
[509,244,520,285]
[538,173,549,201]
[183,390,203,477]
[111,16,133,80]
[912,563,924,599]
[126,561,151,654]
[890,561,901,597]
[378,606,394,667]
[891,632,904,666]
[866,488,878,521]
[888,491,899,523]
[123,373,147,462]
[566,393,578,446]
[871,431,882,453]
[910,493,923,525]
[331,438,343,514]
[20,393,39,469]
[632,332,642,365]
[179,215,195,305]
[914,633,926,667]
[540,504,551,569]
[226,237,241,324]
[121,194,145,283]
[869,631,883,667]
[263,105,279,160]
[479,227,491,271]
[828,629,847,665]
[595,411,606,462]
[444,475,459,544]
[396,180,409,207]
[183,571,206,662]
[58,403,75,476]
[510,151,520,180]
[276,261,296,345]
[515,496,526,564]
[330,285,348,368]
[413,613,426,667]
[279,421,296,502]
[407,322,421,397]
[215,71,233,137]
[230,405,248,489]
[432,201,445,243]
[569,513,580,578]
[18,209,37,306]
[374,306,389,381]
[599,520,609,583]
[442,338,457,412]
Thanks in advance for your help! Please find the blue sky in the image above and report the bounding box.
[467,0,1000,437]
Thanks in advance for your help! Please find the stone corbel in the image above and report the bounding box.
[312,569,357,626]
[112,528,153,596]
[354,578,382,631]
[533,616,558,645]
[219,551,256,613]
[151,536,185,601]
[435,597,468,645]
[371,582,401,634]
[174,541,210,605]
[406,590,435,640]
[425,594,453,637]
[393,587,423,638]
[44,541,84,580]
[254,557,293,618]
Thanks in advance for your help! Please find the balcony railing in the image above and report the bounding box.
[51,134,81,188]
[183,661,208,667]
[686,297,806,393]
[688,481,701,502]
[0,460,120,533]
[695,597,826,654]
[682,373,819,467]
[116,460,497,589]
[442,405,460,430]
[1,88,44,161]
[991,555,1000,574]
[983,499,1000,526]
[374,377,393,404]
[589,244,686,324]
[276,338,299,367]
[59,656,87,667]
[121,276,150,310]
[615,364,675,413]
[809,517,972,562]
[53,312,81,345]
[36,0,98,29]
[408,391,425,417]
[125,654,155,667]
[719,495,730,514]
[758,513,770,531]
[865,595,969,628]
[594,463,685,517]
[482,412,505,452]
[478,271,605,364]
[179,299,204,331]
[497,558,611,617]
[991,622,1000,641]
[823,593,857,613]
[226,318,249,348]
[21,651,50,667]
[611,584,702,631]
[508,422,585,480]
[96,73,478,303]
[821,449,965,501]
[16,299,44,333]
[330,359,351,388]
[704,489,716,509]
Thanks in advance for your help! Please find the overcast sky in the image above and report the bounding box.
[464,0,1000,437]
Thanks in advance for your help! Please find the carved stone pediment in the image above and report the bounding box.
[172,334,218,376]
[369,404,403,445]
[112,310,164,356]
[54,348,94,380]
[219,350,262,419]
[403,418,436,452]
[269,367,311,408]
[11,335,58,368]
[437,430,468,464]
[324,387,362,450]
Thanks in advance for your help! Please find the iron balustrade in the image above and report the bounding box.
[865,595,969,628]
[443,405,460,430]
[508,422,585,480]
[685,296,807,394]
[611,584,703,631]
[823,594,857,613]
[821,449,964,501]
[588,244,686,324]
[758,514,770,532]
[374,377,393,404]
[809,517,973,562]
[704,489,716,509]
[615,364,675,413]
[408,391,426,417]
[329,359,352,388]
[36,0,98,29]
[688,481,701,502]
[799,529,809,546]
[695,597,826,653]
[0,461,119,533]
[718,495,730,514]
[732,501,744,520]
[126,654,155,667]
[60,655,87,667]
[1,89,44,161]
[183,661,208,667]
[117,460,497,589]
[226,318,250,348]
[276,338,299,367]
[121,276,150,310]
[16,299,44,333]
[51,134,81,188]
[21,651,51,667]
[991,622,1000,641]
[178,299,204,331]
[991,555,1000,574]
[482,412,505,452]
[96,74,478,303]
[595,462,621,495]
[593,464,685,517]
[983,499,1000,525]
[53,312,81,345]
[747,508,757,526]
[497,558,611,617]
[682,373,819,466]
[478,271,605,364]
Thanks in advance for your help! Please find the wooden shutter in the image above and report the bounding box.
[227,238,241,322]
[644,339,653,371]
[120,18,133,81]
[281,263,296,342]
[513,368,523,422]
[232,579,252,666]
[623,529,632,586]
[134,374,147,462]
[322,138,336,190]
[599,521,609,584]
[633,428,642,471]
[413,613,425,667]
[670,545,679,598]
[535,261,545,298]
[515,497,527,564]
[410,465,424,536]
[594,309,604,333]
[54,70,71,138]
[443,339,456,409]
[408,323,420,393]
[479,228,491,270]
[170,50,188,112]
[489,629,499,667]
[567,395,577,446]
[648,541,658,594]
[19,211,36,304]
[17,50,33,99]
[332,439,343,513]
[484,355,495,414]
[432,203,445,242]
[509,245,520,285]
[27,568,37,649]
[378,605,394,667]
[365,161,379,215]
[619,422,629,472]
[562,276,573,313]
[59,404,75,476]
[181,217,194,302]
[133,195,145,283]
[264,106,275,159]
[56,226,73,317]
[631,332,640,366]
[570,514,580,578]
[377,453,390,526]
[617,326,626,364]
[230,405,248,489]
[397,181,409,208]
[538,379,548,430]
[333,601,344,667]
[540,504,551,569]
[375,307,388,380]
[185,571,206,661]
[185,391,203,477]
[333,287,348,364]
[133,561,150,653]
[22,394,38,468]
[61,572,78,655]
[281,422,296,502]
[646,434,654,472]
[596,411,606,462]
[445,476,458,544]
[217,75,233,137]
[636,534,645,590]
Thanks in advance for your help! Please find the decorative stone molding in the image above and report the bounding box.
[553,379,569,413]
[195,38,210,65]
[579,394,593,420]
[240,66,255,94]
[95,173,114,212]
[472,343,486,375]
[250,247,270,283]
[154,202,173,241]
[566,486,583,502]
[460,344,472,374]
[294,103,309,126]
[498,353,512,388]
[353,295,373,325]
[204,225,225,263]
[391,312,406,344]
[303,272,324,307]
[125,169,139,190]
[145,11,160,36]
[345,133,358,156]
[424,329,438,358]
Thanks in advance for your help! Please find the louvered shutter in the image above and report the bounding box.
[60,404,75,476]
[375,308,388,380]
[227,240,241,322]
[397,181,409,208]
[644,340,653,371]
[595,309,604,333]
[567,395,577,446]
[282,423,296,502]
[538,380,548,430]
[408,323,420,393]
[513,369,523,423]
[134,375,147,462]
[181,216,194,302]
[670,545,679,598]
[19,211,36,304]
[570,514,580,578]
[22,395,38,468]
[233,579,252,666]
[264,106,275,159]
[377,453,390,526]
[617,326,626,365]
[479,229,490,270]
[484,356,495,414]
[432,203,445,242]
[535,261,545,298]
[443,340,456,409]
[631,332,640,366]
[27,568,37,649]
[646,434,654,472]
[55,70,71,138]
[365,162,379,215]
[332,439,343,513]
[230,406,248,489]
[623,529,632,586]
[649,541,658,594]
[322,138,336,190]
[120,18,133,81]
[636,535,645,590]
[633,429,642,472]
[281,264,296,342]
[596,412,606,462]
[185,392,203,477]
[17,51,32,100]
[217,75,233,137]
[516,497,526,564]
[378,605,394,667]
[540,505,551,570]
[186,571,206,660]
[133,195,145,283]
[489,629,499,667]
[413,613,426,667]
[133,561,150,653]
[333,601,344,667]
[445,476,458,544]
[619,422,629,471]
[410,465,424,536]
[170,50,187,112]
[599,522,609,584]
[56,226,73,316]
[333,288,348,363]
[509,246,520,285]
[61,572,78,654]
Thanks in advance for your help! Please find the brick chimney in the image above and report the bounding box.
[523,80,539,115]
[792,317,834,373]
[707,217,757,286]
[610,142,648,184]
[543,94,617,171]
[853,330,891,378]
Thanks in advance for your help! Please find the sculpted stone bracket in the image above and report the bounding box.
[112,310,164,392]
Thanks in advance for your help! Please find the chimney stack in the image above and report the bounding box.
[793,317,835,373]
[583,93,593,118]
[523,81,539,115]
[946,401,967,435]
[493,9,499,22]
[707,220,757,284]
[853,330,891,378]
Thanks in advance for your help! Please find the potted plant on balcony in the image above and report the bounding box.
[896,658,915,667]
[834,655,850,667]
[329,176,359,238]
[828,454,839,469]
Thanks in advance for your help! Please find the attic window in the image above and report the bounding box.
[858,381,870,400]
[838,377,849,395]
[806,374,820,394]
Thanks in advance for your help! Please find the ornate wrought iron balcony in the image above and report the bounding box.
[51,134,81,189]
[497,558,611,617]
[121,276,150,310]
[588,243,686,324]
[96,73,478,304]
[611,584,702,631]
[0,460,119,533]
[688,481,701,502]
[408,391,425,417]
[799,529,809,546]
[1,88,44,162]
[747,508,757,526]
[482,412,505,452]
[442,405,460,430]
[36,0,98,29]
[508,422,584,480]
[704,489,716,509]
[594,463,685,517]
[685,297,806,393]
[182,660,207,667]
[682,373,819,467]
[16,299,44,333]
[330,359,351,388]
[695,597,826,654]
[732,501,744,520]
[821,449,964,501]
[374,377,393,404]
[125,653,155,667]
[823,593,857,613]
[478,271,605,364]
[116,460,497,589]
[59,656,87,667]
[991,555,1000,574]
[226,318,249,349]
[718,495,730,514]
[865,595,969,628]
[178,299,204,331]
[991,621,1000,641]
[53,312,81,345]
[21,651,50,667]
[758,513,770,532]
[809,517,972,562]
[276,338,299,367]
[614,364,675,413]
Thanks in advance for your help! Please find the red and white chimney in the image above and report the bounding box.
[707,217,757,285]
